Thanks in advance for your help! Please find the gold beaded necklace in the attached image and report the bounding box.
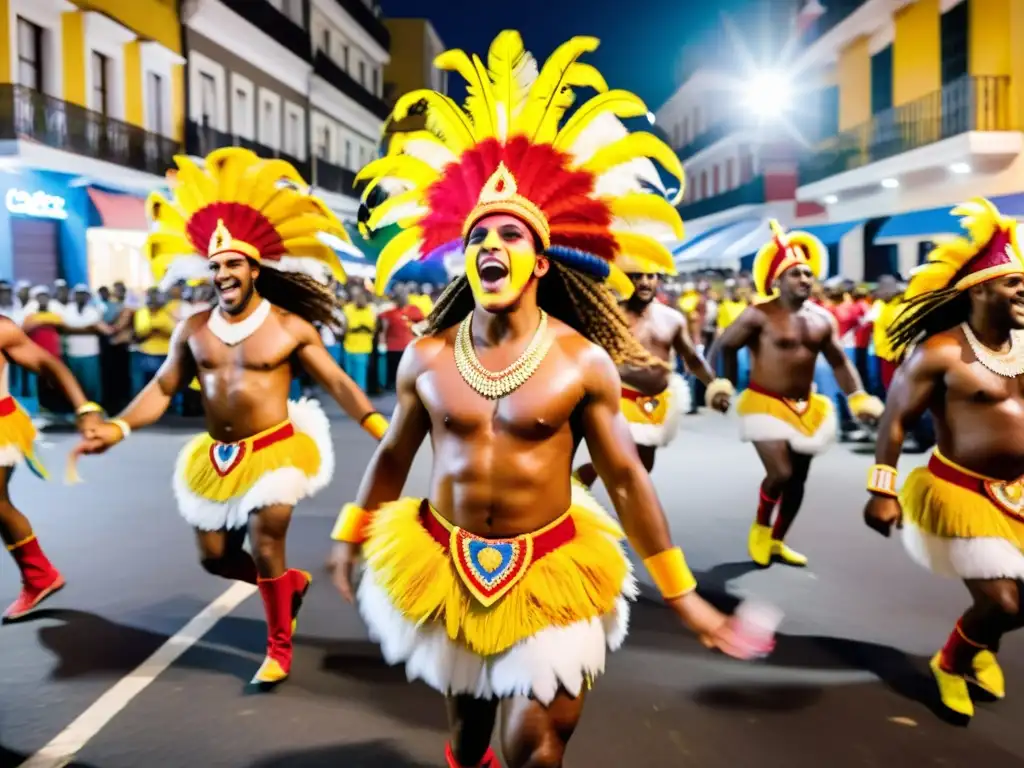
[454,310,553,399]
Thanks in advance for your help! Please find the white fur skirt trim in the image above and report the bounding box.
[901,522,1024,580]
[357,568,632,706]
[172,398,335,530]
[738,404,837,455]
[625,374,689,448]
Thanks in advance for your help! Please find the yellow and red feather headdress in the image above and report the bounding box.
[145,147,352,285]
[752,220,826,296]
[905,198,1023,300]
[357,31,686,296]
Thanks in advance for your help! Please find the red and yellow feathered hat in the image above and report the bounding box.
[357,30,686,296]
[752,220,826,296]
[905,198,1023,299]
[144,148,352,285]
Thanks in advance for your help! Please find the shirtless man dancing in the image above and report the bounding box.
[1,322,97,621]
[329,30,774,768]
[865,199,1024,719]
[74,148,387,686]
[709,221,882,568]
[573,262,731,485]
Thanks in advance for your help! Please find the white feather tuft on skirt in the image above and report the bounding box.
[357,568,635,706]
[627,373,689,448]
[738,405,837,456]
[173,398,335,530]
[901,522,1024,580]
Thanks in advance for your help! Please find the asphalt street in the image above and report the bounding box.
[2,399,1024,767]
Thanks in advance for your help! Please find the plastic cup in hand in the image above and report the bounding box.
[732,600,783,657]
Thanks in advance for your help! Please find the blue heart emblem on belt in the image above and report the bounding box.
[209,440,246,476]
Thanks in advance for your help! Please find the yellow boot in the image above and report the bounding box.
[969,650,1006,700]
[748,523,773,566]
[771,539,808,567]
[929,651,974,717]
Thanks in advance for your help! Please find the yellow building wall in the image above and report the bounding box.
[171,64,184,142]
[123,41,143,127]
[0,0,9,83]
[61,12,87,107]
[837,36,871,131]
[892,0,940,106]
[68,0,181,54]
[1008,0,1024,130]
[383,19,430,133]
[968,0,1014,130]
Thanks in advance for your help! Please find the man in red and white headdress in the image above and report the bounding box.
[708,221,882,569]
[73,148,388,687]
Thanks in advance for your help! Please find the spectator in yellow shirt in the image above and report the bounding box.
[716,279,748,331]
[132,287,177,394]
[342,285,377,391]
[408,282,434,317]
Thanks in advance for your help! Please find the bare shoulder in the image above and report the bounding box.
[406,327,452,375]
[548,316,617,384]
[649,300,685,326]
[273,304,319,341]
[800,300,836,328]
[0,315,23,346]
[179,309,211,338]
[903,330,962,376]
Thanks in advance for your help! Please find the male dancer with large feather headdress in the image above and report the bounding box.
[328,31,775,768]
[708,221,883,569]
[73,148,388,687]
[865,198,1024,719]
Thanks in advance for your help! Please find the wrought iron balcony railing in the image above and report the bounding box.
[187,120,310,181]
[313,52,390,121]
[0,84,179,176]
[799,75,1015,186]
[676,175,765,221]
[221,0,311,62]
[312,157,358,197]
[331,0,389,50]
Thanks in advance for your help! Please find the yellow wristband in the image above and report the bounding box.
[643,547,697,599]
[330,503,372,543]
[849,391,884,419]
[703,378,735,409]
[109,418,131,440]
[361,411,389,441]
[76,402,103,417]
[867,463,898,497]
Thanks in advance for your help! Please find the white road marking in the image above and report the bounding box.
[18,581,258,768]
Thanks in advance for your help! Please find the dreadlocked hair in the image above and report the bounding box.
[254,266,343,328]
[419,262,667,369]
[886,288,969,357]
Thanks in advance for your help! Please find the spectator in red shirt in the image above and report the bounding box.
[21,286,66,417]
[378,284,424,390]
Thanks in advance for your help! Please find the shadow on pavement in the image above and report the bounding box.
[0,744,99,768]
[246,740,434,768]
[630,575,958,721]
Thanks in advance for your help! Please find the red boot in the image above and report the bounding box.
[251,568,312,685]
[3,535,65,622]
[445,743,500,767]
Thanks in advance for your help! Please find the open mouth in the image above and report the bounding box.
[217,279,242,302]
[477,256,509,292]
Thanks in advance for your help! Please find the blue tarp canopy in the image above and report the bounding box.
[875,193,1024,243]
[673,218,762,270]
[800,218,866,245]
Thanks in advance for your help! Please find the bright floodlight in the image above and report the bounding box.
[745,71,791,117]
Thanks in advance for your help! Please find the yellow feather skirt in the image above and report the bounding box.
[735,387,836,455]
[900,450,1024,580]
[357,482,638,703]
[172,399,334,530]
[0,396,46,478]
[620,373,688,447]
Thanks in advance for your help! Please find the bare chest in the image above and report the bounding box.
[628,311,675,357]
[763,311,828,354]
[948,362,1024,406]
[190,323,296,373]
[419,353,584,441]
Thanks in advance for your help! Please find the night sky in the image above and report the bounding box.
[380,0,753,111]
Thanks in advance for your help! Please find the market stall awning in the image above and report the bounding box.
[801,218,866,245]
[874,206,958,243]
[674,218,763,270]
[87,187,147,230]
[875,193,1024,244]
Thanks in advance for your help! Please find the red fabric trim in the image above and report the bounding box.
[419,500,576,561]
[0,396,17,417]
